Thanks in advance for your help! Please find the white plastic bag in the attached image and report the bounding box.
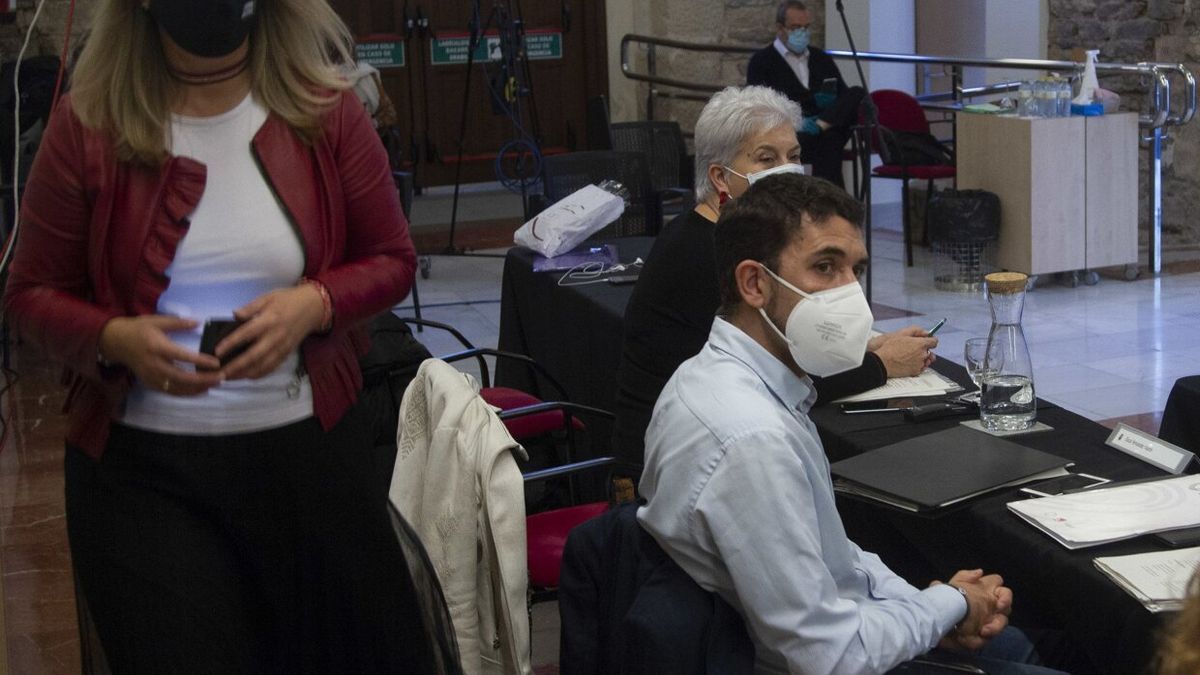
[513,184,625,258]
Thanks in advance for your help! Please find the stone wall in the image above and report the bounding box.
[645,0,826,131]
[0,2,91,65]
[1048,0,1200,248]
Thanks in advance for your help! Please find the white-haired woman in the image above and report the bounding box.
[4,0,447,671]
[613,85,936,472]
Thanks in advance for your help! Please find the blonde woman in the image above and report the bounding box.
[1158,570,1200,675]
[4,0,441,670]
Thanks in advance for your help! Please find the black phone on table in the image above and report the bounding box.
[840,398,914,414]
[199,318,248,369]
[1019,473,1109,498]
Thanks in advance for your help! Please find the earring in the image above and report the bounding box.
[718,191,729,205]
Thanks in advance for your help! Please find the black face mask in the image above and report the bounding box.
[149,0,256,59]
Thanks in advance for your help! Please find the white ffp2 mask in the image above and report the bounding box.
[724,162,806,186]
[757,264,874,376]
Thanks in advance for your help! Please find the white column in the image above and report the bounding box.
[824,0,915,206]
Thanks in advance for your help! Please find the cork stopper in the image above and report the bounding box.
[985,272,1028,294]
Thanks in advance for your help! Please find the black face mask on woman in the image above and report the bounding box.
[149,0,256,58]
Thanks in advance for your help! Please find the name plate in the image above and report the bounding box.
[1105,423,1196,474]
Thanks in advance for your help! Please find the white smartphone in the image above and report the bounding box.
[1019,473,1110,498]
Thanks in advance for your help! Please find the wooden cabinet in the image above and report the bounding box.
[956,112,1137,276]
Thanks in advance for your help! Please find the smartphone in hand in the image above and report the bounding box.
[198,318,248,370]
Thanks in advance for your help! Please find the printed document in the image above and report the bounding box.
[1093,547,1200,612]
[1007,475,1200,549]
[835,369,961,403]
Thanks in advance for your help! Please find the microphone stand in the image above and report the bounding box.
[834,0,877,303]
[445,0,484,255]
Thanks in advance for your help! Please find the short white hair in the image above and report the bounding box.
[693,86,804,202]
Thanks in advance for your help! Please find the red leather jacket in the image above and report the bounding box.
[4,91,416,458]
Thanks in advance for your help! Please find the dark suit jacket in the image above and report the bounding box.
[558,503,755,675]
[747,43,847,116]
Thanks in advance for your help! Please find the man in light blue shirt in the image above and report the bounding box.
[637,174,1060,674]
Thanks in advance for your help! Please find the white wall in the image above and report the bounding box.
[605,0,642,124]
[824,0,915,204]
[984,0,1049,85]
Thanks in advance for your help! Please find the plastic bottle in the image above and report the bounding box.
[1057,78,1072,117]
[1039,77,1056,118]
[980,272,1037,432]
[1017,81,1034,117]
[1073,49,1101,105]
[1032,79,1047,118]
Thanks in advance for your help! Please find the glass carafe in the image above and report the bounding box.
[980,272,1037,431]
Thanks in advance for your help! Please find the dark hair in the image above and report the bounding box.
[713,174,864,314]
[776,0,809,25]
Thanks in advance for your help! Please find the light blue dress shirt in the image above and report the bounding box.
[637,318,967,674]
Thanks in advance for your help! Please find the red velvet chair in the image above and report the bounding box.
[392,317,621,602]
[516,452,615,606]
[488,384,623,652]
[394,317,591,442]
[868,89,957,267]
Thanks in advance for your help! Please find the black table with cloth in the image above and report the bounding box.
[497,237,1180,674]
[496,237,656,454]
[807,365,1178,674]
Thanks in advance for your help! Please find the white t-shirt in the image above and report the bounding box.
[122,94,315,434]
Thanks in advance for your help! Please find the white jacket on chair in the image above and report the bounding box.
[389,359,531,675]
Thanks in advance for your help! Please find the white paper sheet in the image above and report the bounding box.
[834,369,962,403]
[1007,475,1200,549]
[1093,547,1200,612]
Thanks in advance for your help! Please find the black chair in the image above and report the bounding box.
[1160,375,1200,452]
[586,95,614,151]
[392,171,423,327]
[609,121,694,218]
[534,150,662,238]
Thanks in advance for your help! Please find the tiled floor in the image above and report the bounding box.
[3,189,1198,672]
[399,201,1199,429]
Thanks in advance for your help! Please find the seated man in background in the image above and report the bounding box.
[747,0,865,188]
[612,85,934,475]
[637,173,1063,674]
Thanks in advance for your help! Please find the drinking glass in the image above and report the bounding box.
[961,337,1003,404]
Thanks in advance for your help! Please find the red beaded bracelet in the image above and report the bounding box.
[301,277,334,333]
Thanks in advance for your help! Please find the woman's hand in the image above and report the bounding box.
[99,315,223,395]
[219,284,326,380]
[868,326,938,377]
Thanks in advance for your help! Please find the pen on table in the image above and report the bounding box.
[927,317,947,336]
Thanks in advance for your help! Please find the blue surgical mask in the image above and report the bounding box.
[786,28,810,55]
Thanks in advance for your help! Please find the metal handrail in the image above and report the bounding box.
[618,33,1198,275]
[619,34,1195,131]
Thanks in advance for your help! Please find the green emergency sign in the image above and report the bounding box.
[431,30,562,66]
[356,41,405,68]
